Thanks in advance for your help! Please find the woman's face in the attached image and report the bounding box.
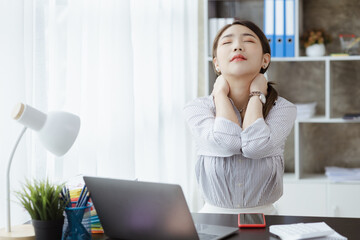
[214,24,269,78]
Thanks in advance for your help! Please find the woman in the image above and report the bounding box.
[184,20,296,214]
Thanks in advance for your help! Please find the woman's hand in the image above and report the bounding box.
[250,73,268,95]
[212,75,230,97]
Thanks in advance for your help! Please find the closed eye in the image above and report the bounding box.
[222,41,231,45]
[244,39,255,43]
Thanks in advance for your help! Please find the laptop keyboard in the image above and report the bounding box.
[198,232,219,240]
[196,224,219,240]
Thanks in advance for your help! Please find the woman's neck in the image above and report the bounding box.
[225,75,252,112]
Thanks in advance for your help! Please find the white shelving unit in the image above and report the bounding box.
[204,0,360,217]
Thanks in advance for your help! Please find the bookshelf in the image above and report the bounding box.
[203,0,360,217]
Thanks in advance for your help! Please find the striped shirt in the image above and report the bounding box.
[183,95,296,209]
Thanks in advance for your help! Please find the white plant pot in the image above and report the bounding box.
[306,44,326,57]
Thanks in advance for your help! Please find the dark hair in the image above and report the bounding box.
[212,20,278,119]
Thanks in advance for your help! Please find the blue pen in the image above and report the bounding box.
[60,188,66,200]
[62,187,69,206]
[62,187,66,197]
[80,195,90,207]
[78,190,89,207]
[78,188,87,207]
[76,185,87,207]
[66,187,71,207]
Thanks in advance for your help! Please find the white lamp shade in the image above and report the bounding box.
[38,111,80,156]
[12,103,80,156]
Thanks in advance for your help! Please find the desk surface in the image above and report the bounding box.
[93,213,360,240]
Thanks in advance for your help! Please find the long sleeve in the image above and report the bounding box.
[184,96,296,159]
[183,96,243,157]
[241,99,297,159]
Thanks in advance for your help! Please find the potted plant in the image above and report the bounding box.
[15,179,68,240]
[301,29,332,57]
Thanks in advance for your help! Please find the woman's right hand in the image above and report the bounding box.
[212,75,230,97]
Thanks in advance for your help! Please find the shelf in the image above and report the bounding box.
[272,55,360,62]
[283,173,328,183]
[284,173,360,184]
[207,55,360,62]
[296,117,360,123]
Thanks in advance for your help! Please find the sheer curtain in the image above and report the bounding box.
[131,0,198,201]
[0,0,198,227]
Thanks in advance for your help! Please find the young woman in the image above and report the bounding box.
[184,20,296,214]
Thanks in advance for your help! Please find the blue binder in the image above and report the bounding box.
[264,0,275,56]
[274,0,285,57]
[285,0,295,57]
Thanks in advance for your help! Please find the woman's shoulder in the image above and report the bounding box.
[273,96,296,109]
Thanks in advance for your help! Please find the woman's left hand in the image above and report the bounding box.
[250,73,268,95]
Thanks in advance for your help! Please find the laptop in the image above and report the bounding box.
[83,176,238,240]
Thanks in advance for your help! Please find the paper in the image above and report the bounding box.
[295,102,317,119]
[325,166,360,182]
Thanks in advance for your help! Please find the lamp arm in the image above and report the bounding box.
[5,126,27,233]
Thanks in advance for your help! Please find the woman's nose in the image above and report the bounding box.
[233,41,243,51]
[233,47,243,51]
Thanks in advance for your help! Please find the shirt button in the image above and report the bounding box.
[237,183,243,187]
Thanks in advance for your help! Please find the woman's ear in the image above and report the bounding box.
[213,58,220,73]
[262,53,271,69]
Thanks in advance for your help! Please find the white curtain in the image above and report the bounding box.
[0,0,198,227]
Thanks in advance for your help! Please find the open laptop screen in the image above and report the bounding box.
[84,176,199,240]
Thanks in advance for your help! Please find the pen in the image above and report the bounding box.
[66,187,71,207]
[76,185,87,207]
[79,195,90,208]
[78,190,89,207]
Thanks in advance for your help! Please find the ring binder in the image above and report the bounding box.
[285,0,295,57]
[264,0,275,55]
[274,0,285,57]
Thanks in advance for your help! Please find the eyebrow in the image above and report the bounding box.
[220,33,257,40]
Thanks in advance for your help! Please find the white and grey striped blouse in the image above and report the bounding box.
[183,95,297,209]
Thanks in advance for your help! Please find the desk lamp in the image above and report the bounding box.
[0,103,80,239]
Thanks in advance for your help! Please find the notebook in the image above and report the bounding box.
[83,176,238,240]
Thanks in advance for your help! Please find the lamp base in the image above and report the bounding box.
[0,224,35,240]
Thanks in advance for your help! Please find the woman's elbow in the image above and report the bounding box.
[241,140,275,159]
[212,135,242,155]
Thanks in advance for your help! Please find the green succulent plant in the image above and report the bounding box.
[15,179,68,221]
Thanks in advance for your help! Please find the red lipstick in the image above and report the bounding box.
[231,54,247,62]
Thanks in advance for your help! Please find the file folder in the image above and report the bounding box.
[226,18,235,25]
[264,0,275,55]
[285,0,295,57]
[217,18,227,30]
[274,0,285,57]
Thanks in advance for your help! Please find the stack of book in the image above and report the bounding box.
[69,187,104,234]
[325,166,360,182]
[295,102,317,119]
[343,113,360,120]
[90,210,103,233]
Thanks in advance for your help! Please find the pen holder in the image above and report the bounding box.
[62,202,92,240]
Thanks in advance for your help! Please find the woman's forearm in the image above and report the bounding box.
[242,96,263,129]
[213,93,240,126]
